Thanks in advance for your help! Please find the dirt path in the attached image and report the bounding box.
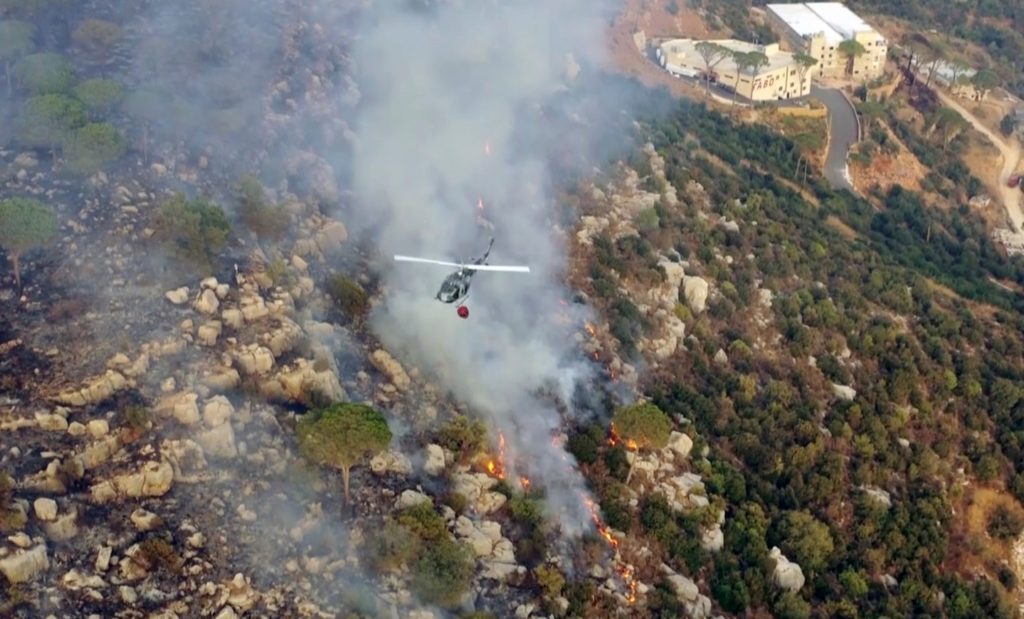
[934,88,1024,230]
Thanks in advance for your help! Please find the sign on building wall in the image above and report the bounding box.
[753,74,780,92]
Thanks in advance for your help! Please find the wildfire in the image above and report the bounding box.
[607,424,639,451]
[477,196,485,211]
[485,432,507,479]
[520,477,531,491]
[583,495,639,603]
[584,322,597,337]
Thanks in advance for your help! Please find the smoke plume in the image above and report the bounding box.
[344,0,617,534]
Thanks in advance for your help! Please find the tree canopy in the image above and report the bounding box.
[612,402,673,451]
[13,52,73,95]
[296,403,392,504]
[0,20,34,94]
[73,78,125,117]
[0,197,58,287]
[63,122,126,175]
[15,93,86,150]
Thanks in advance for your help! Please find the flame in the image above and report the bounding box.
[607,424,638,451]
[477,196,485,211]
[484,141,491,155]
[584,322,597,337]
[520,477,531,491]
[583,495,638,603]
[484,432,507,480]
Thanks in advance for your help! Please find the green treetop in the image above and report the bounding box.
[612,401,673,451]
[0,197,59,287]
[296,403,392,504]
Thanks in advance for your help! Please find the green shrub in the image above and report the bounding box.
[153,194,231,275]
[325,273,369,318]
[534,564,565,599]
[397,502,447,542]
[266,258,295,287]
[136,537,182,573]
[443,492,469,515]
[987,504,1024,541]
[366,520,421,573]
[411,538,474,608]
[437,414,487,458]
[236,175,289,241]
[0,472,26,534]
[506,495,543,528]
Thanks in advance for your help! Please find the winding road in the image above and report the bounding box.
[811,85,858,193]
[930,88,1024,231]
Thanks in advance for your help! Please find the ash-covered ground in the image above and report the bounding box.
[0,1,718,618]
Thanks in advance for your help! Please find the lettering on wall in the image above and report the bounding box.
[752,73,780,91]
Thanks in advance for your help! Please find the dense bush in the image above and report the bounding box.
[325,273,369,319]
[153,194,231,275]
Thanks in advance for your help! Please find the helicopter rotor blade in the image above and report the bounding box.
[458,264,531,272]
[394,255,530,273]
[394,255,463,268]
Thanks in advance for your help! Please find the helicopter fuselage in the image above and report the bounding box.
[435,237,493,305]
[436,268,474,304]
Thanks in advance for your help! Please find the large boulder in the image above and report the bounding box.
[53,370,128,407]
[683,276,709,314]
[370,349,411,391]
[666,431,693,460]
[770,547,805,592]
[423,444,446,476]
[0,544,49,584]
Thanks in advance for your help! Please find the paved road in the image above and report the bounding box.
[927,82,1024,231]
[811,85,858,192]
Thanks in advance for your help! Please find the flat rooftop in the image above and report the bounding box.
[660,39,799,74]
[767,2,878,44]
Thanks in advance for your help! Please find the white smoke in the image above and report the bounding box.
[346,0,616,534]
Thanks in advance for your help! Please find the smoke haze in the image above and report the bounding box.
[345,0,617,533]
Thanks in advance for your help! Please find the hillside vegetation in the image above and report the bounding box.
[567,81,1024,617]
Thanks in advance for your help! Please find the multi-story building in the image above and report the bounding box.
[767,2,887,80]
[656,39,813,101]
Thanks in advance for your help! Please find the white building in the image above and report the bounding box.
[767,2,887,80]
[656,39,813,101]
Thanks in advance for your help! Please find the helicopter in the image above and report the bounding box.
[394,237,531,318]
